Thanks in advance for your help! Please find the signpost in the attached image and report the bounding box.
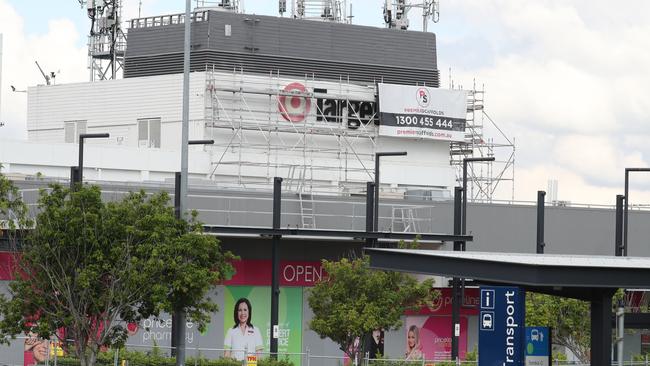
[479,286,526,366]
[525,327,551,366]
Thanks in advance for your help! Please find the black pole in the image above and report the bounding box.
[451,186,463,361]
[366,182,375,248]
[270,177,282,358]
[536,191,546,254]
[615,194,624,256]
[624,170,629,257]
[374,157,380,234]
[78,137,85,186]
[171,172,181,356]
[70,167,80,190]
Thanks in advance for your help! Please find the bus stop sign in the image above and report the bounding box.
[479,286,526,366]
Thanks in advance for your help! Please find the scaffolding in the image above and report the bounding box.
[204,66,379,195]
[450,80,516,202]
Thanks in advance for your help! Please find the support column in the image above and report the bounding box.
[591,290,614,366]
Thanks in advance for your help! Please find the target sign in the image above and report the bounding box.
[278,82,311,122]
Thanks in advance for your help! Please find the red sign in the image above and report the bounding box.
[0,252,17,280]
[225,259,325,287]
[406,288,479,316]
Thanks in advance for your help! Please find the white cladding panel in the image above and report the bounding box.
[27,73,205,149]
[25,71,455,190]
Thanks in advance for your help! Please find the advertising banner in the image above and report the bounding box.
[525,327,550,366]
[479,286,526,366]
[378,83,467,142]
[224,260,325,287]
[224,286,303,365]
[405,316,468,361]
[406,288,479,316]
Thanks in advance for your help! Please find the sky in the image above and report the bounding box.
[1,0,650,206]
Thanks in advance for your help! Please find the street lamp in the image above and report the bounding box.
[374,151,407,234]
[451,156,495,362]
[172,139,214,359]
[71,133,110,188]
[623,168,650,256]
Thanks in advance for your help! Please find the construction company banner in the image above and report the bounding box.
[224,286,303,365]
[405,315,468,361]
[224,260,325,287]
[378,83,467,142]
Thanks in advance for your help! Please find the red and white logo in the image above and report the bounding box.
[278,82,311,122]
[416,87,430,107]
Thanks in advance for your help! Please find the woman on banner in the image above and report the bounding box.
[404,325,423,361]
[224,298,264,361]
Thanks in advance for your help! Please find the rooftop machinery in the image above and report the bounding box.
[383,0,439,31]
[78,0,127,81]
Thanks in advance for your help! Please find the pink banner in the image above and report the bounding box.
[405,316,468,361]
[224,260,325,287]
[406,288,479,316]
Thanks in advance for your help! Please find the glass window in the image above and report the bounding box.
[137,118,161,148]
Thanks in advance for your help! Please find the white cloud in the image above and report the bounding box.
[438,0,650,204]
[0,0,87,140]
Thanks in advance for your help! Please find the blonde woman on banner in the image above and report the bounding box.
[405,325,423,361]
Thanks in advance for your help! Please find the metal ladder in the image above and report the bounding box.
[391,207,417,233]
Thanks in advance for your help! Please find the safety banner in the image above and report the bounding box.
[378,83,467,142]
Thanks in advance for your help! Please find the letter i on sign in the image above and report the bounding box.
[481,289,495,309]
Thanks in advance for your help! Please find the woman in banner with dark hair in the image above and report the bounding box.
[224,298,264,361]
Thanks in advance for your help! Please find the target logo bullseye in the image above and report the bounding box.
[278,82,311,122]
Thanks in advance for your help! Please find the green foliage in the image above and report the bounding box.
[0,167,31,231]
[0,184,236,366]
[464,346,477,361]
[526,292,590,363]
[308,255,437,360]
[57,348,290,366]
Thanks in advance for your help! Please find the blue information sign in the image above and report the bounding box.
[479,286,526,366]
[525,327,550,366]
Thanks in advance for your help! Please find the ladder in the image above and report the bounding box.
[391,207,417,233]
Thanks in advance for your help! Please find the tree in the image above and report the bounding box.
[307,255,437,361]
[526,290,624,363]
[0,184,236,366]
[526,292,591,362]
[0,165,31,231]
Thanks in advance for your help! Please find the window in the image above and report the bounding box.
[137,118,161,148]
[64,120,87,143]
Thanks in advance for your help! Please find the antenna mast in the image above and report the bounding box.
[79,0,127,81]
[383,0,439,31]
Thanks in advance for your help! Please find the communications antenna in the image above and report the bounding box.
[34,61,53,85]
[194,0,240,12]
[294,0,348,23]
[78,0,127,81]
[383,0,439,31]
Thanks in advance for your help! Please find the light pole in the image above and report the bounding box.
[71,133,110,189]
[172,139,214,356]
[623,168,650,257]
[374,152,407,236]
[451,156,495,361]
[176,1,191,365]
